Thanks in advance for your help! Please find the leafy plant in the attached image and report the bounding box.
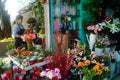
[6,42,14,52]
[0,59,9,74]
[32,0,44,24]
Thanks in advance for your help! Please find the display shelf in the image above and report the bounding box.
[8,55,50,71]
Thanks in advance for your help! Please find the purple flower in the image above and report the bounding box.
[45,68,50,72]
[55,68,60,73]
[57,73,62,79]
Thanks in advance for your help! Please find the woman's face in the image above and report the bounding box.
[17,19,23,24]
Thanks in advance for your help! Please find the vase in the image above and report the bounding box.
[95,48,104,56]
[109,62,116,78]
[88,33,97,51]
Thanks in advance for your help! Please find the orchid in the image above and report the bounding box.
[40,68,62,80]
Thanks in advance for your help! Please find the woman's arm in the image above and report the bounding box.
[13,24,22,38]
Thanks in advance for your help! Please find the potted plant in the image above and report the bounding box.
[86,24,103,51]
[94,35,110,55]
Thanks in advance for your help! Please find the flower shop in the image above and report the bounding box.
[0,0,120,80]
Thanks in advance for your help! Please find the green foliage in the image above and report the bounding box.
[32,0,44,24]
[82,0,103,33]
[0,59,9,74]
[82,67,96,80]
[6,42,14,52]
[43,49,52,57]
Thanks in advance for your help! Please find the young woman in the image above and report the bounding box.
[12,15,26,49]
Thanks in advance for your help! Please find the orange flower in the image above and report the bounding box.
[16,48,21,54]
[25,50,31,55]
[96,62,101,66]
[94,65,100,70]
[21,50,31,55]
[84,60,90,66]
[96,69,102,75]
[78,62,84,67]
[21,50,25,55]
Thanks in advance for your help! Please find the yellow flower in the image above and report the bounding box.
[96,69,102,75]
[102,67,109,71]
[78,62,84,67]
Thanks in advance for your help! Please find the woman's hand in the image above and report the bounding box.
[20,35,25,41]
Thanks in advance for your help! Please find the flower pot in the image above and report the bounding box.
[109,62,116,78]
[89,33,97,51]
[104,47,110,54]
[95,48,103,56]
[110,46,116,52]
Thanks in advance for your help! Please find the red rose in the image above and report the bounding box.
[5,70,11,78]
[52,76,58,80]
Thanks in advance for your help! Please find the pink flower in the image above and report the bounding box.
[1,73,7,80]
[26,34,36,40]
[55,68,60,73]
[21,69,26,75]
[87,25,95,30]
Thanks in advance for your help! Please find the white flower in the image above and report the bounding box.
[46,71,54,79]
[102,18,120,34]
[82,57,86,60]
[40,71,46,77]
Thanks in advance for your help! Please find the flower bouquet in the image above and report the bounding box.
[71,46,110,80]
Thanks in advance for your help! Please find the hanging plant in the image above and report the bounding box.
[32,0,44,24]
